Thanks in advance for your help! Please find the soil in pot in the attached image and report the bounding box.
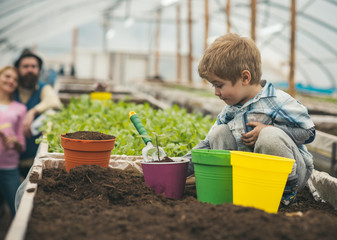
[62,131,115,140]
[61,131,116,172]
[141,156,189,199]
[25,165,337,240]
[156,156,175,162]
[149,156,185,162]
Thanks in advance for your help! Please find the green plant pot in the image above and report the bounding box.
[192,149,232,204]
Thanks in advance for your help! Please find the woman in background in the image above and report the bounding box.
[0,66,26,217]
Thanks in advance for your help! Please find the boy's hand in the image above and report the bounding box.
[241,122,270,146]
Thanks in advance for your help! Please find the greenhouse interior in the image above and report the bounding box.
[1,0,337,239]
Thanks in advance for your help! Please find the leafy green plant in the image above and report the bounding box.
[150,131,171,160]
[37,94,215,157]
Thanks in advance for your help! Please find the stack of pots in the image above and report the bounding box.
[192,149,295,213]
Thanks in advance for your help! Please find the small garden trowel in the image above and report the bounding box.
[129,111,166,162]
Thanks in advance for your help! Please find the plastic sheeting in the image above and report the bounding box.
[307,169,337,209]
[1,0,337,92]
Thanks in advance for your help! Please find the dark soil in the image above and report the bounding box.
[62,131,115,140]
[25,165,337,240]
[151,156,186,162]
[158,156,175,162]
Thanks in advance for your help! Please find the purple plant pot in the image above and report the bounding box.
[141,159,189,199]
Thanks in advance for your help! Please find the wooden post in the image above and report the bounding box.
[71,28,78,78]
[71,28,78,67]
[154,9,161,77]
[251,0,257,42]
[289,0,296,97]
[204,0,209,51]
[176,4,182,83]
[226,0,231,33]
[102,27,107,52]
[187,0,193,84]
[31,44,37,53]
[108,53,114,81]
[203,0,209,85]
[331,142,337,176]
[102,13,108,52]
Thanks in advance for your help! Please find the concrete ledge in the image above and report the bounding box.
[308,130,337,155]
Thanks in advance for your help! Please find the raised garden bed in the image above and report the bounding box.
[6,92,337,239]
[6,151,337,240]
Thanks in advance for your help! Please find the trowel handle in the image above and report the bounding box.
[0,123,11,130]
[129,111,152,145]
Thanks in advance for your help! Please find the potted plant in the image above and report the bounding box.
[60,131,116,172]
[129,111,189,199]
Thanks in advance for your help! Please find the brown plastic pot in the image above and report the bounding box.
[60,134,116,172]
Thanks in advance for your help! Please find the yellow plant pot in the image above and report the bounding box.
[90,92,112,101]
[230,151,294,213]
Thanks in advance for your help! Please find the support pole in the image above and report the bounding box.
[331,142,337,177]
[204,0,209,51]
[154,9,162,78]
[71,28,78,78]
[71,28,78,66]
[251,0,257,42]
[226,0,231,33]
[177,4,181,83]
[187,0,193,84]
[203,0,209,85]
[102,13,108,52]
[176,4,182,83]
[289,0,297,97]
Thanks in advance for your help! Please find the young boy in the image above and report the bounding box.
[184,33,315,207]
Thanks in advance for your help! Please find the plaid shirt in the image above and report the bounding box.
[205,80,315,154]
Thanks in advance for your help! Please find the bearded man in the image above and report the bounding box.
[14,52,61,177]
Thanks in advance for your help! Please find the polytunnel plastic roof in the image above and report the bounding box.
[1,0,337,93]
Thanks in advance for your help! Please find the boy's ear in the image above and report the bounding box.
[241,70,251,85]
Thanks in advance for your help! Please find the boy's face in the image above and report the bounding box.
[208,72,254,106]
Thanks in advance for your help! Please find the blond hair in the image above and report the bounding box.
[0,66,19,100]
[198,33,262,85]
[0,65,19,77]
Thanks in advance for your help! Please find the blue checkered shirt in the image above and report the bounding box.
[205,81,315,154]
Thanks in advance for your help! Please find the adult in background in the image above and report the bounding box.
[0,66,26,217]
[14,52,62,177]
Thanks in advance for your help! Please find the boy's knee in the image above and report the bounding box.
[209,124,236,150]
[255,126,287,150]
[209,125,230,142]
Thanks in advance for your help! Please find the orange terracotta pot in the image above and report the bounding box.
[60,134,116,172]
